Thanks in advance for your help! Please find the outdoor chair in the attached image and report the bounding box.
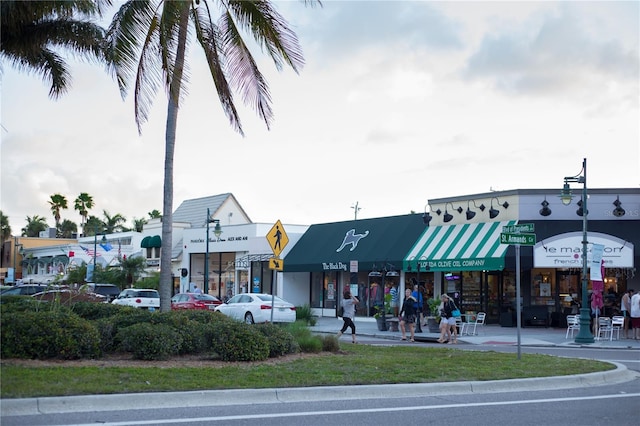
[596,317,612,341]
[565,314,580,339]
[460,312,485,336]
[610,316,624,341]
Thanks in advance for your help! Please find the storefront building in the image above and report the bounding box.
[283,214,429,317]
[416,189,639,325]
[179,222,307,301]
[281,188,638,325]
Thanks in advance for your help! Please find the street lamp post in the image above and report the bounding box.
[12,239,23,284]
[560,157,594,344]
[204,208,222,295]
[88,227,107,283]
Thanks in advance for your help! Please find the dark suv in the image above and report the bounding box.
[1,284,50,296]
[85,283,121,302]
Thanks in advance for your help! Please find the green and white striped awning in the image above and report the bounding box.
[404,221,517,271]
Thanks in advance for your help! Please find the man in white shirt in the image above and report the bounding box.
[630,289,640,340]
[621,289,633,339]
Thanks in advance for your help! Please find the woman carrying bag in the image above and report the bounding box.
[438,294,459,344]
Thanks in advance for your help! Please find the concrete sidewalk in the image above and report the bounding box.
[316,316,640,349]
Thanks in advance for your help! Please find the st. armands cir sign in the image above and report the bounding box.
[533,232,634,268]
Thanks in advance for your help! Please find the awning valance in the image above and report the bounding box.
[283,214,427,272]
[404,221,516,271]
[141,235,162,248]
[52,255,69,265]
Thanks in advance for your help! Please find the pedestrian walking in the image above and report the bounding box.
[399,288,417,342]
[438,294,458,344]
[337,290,359,343]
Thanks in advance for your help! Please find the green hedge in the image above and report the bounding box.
[0,310,101,359]
[117,323,182,360]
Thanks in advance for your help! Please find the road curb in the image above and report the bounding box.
[2,362,637,416]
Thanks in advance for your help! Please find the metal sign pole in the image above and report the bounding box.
[515,244,522,360]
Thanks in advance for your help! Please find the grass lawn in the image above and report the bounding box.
[0,344,613,399]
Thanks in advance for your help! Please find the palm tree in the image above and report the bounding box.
[107,0,317,311]
[148,210,162,219]
[85,216,105,236]
[59,219,78,238]
[21,215,49,237]
[102,210,127,233]
[74,192,94,236]
[0,210,11,242]
[132,217,147,233]
[48,193,68,234]
[0,0,112,99]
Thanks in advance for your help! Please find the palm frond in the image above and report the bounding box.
[192,1,243,135]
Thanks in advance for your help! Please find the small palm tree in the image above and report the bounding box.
[74,192,94,236]
[49,193,68,234]
[102,210,127,233]
[59,219,78,239]
[0,0,112,98]
[106,0,318,311]
[85,216,105,236]
[21,215,49,237]
[132,217,147,232]
[0,210,11,242]
[148,210,162,219]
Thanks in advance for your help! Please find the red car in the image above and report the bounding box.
[171,293,222,310]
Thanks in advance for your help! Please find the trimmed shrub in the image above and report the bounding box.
[0,295,41,314]
[321,334,340,352]
[117,323,182,360]
[297,334,323,353]
[255,323,299,357]
[97,307,154,352]
[151,311,210,354]
[208,321,269,362]
[1,310,101,359]
[70,301,125,320]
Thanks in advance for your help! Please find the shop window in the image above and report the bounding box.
[531,271,553,306]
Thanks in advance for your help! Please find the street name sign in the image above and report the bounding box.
[502,223,535,234]
[500,233,536,246]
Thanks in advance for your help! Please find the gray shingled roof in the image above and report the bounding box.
[172,193,232,227]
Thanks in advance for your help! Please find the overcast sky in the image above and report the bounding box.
[1,0,638,232]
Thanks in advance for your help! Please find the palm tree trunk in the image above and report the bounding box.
[159,6,190,312]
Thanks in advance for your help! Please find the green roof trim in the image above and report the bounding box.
[283,214,427,272]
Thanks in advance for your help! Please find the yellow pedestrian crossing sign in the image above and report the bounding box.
[269,257,284,271]
[266,220,289,257]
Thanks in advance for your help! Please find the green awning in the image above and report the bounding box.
[149,235,162,248]
[404,221,516,271]
[141,235,161,248]
[52,255,69,265]
[283,214,427,272]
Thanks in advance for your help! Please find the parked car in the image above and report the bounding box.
[0,284,51,296]
[82,283,121,303]
[112,288,160,310]
[214,293,296,324]
[171,292,222,310]
[32,287,106,304]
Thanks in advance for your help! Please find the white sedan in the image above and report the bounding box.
[111,289,160,311]
[215,293,296,324]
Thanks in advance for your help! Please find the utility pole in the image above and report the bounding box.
[351,202,361,220]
